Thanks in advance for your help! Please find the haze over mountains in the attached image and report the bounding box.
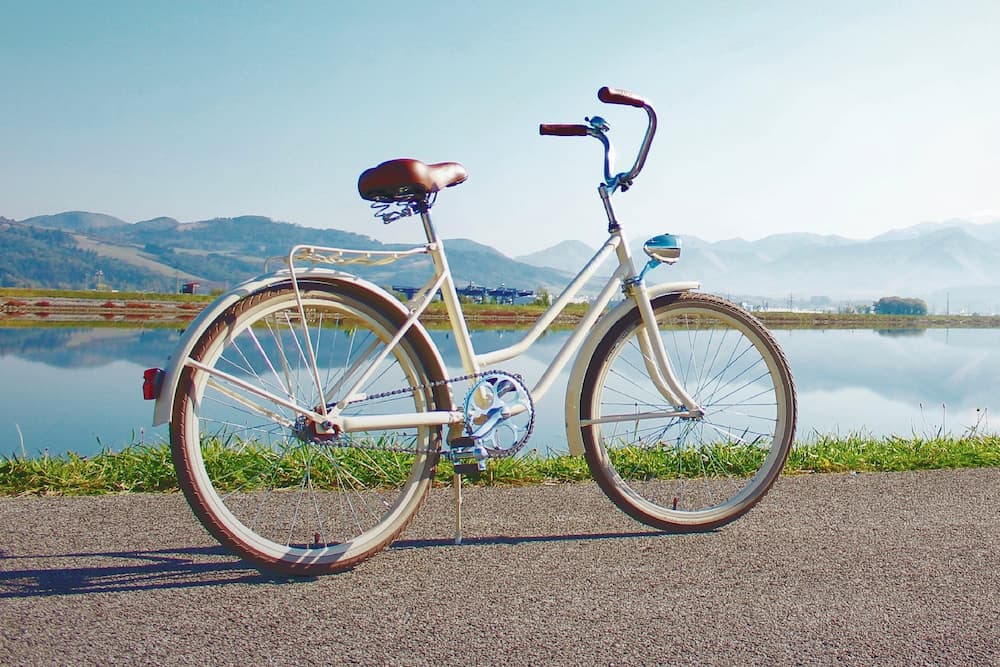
[516,217,1000,314]
[4,211,1000,313]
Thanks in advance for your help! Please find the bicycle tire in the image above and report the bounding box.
[170,280,449,575]
[579,291,796,530]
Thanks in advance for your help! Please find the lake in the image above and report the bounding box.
[1,324,998,457]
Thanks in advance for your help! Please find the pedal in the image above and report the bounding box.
[452,462,482,476]
[445,437,489,473]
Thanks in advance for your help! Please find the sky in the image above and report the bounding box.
[2,0,998,257]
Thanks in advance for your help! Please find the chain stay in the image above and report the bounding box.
[315,371,492,453]
[318,370,534,456]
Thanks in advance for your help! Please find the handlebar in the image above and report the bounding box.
[539,124,590,137]
[539,86,657,192]
[597,86,647,108]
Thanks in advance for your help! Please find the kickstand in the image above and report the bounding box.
[452,472,463,545]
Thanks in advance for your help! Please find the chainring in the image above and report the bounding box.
[462,370,535,457]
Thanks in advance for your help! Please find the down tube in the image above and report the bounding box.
[473,237,621,371]
[339,409,462,432]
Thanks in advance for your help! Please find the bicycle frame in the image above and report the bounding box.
[281,201,704,436]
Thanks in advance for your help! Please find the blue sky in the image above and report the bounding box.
[3,1,998,256]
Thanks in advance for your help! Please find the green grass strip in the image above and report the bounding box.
[788,433,1000,473]
[0,444,178,496]
[2,435,999,496]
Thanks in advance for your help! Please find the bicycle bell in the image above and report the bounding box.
[643,233,681,265]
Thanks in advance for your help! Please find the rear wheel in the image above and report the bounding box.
[170,281,449,575]
[579,292,796,530]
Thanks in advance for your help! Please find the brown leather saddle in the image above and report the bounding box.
[358,158,468,203]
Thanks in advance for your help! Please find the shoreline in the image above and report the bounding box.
[4,289,1000,329]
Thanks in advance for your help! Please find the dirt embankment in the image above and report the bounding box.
[0,296,203,324]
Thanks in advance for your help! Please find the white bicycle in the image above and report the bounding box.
[144,87,797,575]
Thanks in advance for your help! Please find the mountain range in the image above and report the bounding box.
[517,218,1000,313]
[0,212,575,295]
[4,211,1000,313]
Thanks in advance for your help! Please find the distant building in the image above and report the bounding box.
[392,283,536,305]
[180,281,200,294]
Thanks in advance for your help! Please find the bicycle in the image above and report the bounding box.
[143,86,797,576]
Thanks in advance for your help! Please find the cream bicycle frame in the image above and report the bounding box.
[273,204,704,437]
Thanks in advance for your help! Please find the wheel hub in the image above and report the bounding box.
[293,414,341,443]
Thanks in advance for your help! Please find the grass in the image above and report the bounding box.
[2,434,998,496]
[788,432,1000,472]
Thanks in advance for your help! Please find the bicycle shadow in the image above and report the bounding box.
[391,528,678,549]
[0,545,303,599]
[0,529,689,598]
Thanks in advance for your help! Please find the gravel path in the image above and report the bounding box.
[1,468,998,666]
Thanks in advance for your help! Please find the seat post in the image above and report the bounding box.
[419,204,439,245]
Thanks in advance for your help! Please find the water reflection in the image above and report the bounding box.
[1,324,998,457]
[775,328,997,438]
[875,328,926,338]
[0,326,182,368]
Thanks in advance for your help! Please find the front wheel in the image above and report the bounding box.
[579,292,796,531]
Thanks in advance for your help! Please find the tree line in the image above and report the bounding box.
[873,296,928,316]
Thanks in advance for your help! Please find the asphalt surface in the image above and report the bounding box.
[1,468,998,666]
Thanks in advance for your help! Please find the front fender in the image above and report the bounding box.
[563,281,699,456]
[151,268,443,426]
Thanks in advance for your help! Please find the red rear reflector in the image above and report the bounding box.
[143,368,165,400]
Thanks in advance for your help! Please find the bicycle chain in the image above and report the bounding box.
[347,371,485,404]
[319,371,530,454]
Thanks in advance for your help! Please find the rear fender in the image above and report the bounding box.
[151,268,446,425]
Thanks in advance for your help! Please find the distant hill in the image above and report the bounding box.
[515,240,599,275]
[4,212,575,294]
[0,219,171,290]
[133,216,182,231]
[666,222,1000,311]
[428,238,574,290]
[21,211,129,233]
[871,217,1000,243]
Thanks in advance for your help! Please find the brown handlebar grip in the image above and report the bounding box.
[598,86,646,108]
[539,123,590,136]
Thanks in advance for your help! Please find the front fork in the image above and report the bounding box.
[624,277,704,418]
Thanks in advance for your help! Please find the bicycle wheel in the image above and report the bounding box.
[170,280,450,575]
[579,292,796,530]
